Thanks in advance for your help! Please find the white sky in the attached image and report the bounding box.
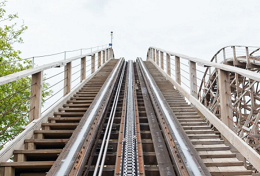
[6,0,260,61]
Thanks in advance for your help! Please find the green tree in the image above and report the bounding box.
[0,1,51,148]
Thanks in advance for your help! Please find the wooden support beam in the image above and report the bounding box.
[106,49,108,61]
[175,56,181,84]
[166,53,171,76]
[98,51,101,68]
[153,49,155,62]
[109,48,113,60]
[245,47,252,69]
[156,50,159,65]
[63,62,71,96]
[160,51,164,70]
[102,50,105,64]
[29,71,43,122]
[4,167,15,176]
[81,57,86,82]
[189,61,197,98]
[232,46,239,66]
[218,69,234,131]
[91,54,95,73]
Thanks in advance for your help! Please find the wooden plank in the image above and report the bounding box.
[0,47,110,86]
[149,60,260,171]
[64,62,71,96]
[80,57,86,82]
[91,54,95,73]
[189,61,197,98]
[175,56,181,84]
[1,161,54,168]
[149,46,260,83]
[29,71,43,122]
[218,69,234,130]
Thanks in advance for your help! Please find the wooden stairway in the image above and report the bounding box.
[144,61,253,176]
[0,59,119,176]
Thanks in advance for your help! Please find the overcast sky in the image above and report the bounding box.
[6,0,260,61]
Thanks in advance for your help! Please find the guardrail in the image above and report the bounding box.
[146,46,260,172]
[0,46,114,160]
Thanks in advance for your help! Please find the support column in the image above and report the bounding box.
[175,56,181,84]
[63,62,71,96]
[189,61,197,98]
[81,57,86,82]
[218,69,234,130]
[91,54,95,73]
[29,71,43,122]
[166,53,171,76]
[98,51,101,68]
[160,51,164,70]
[103,50,105,64]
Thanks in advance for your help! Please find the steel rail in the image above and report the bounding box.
[93,61,126,176]
[121,61,138,176]
[53,59,123,176]
[137,57,205,176]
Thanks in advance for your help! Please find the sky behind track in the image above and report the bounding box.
[6,0,260,61]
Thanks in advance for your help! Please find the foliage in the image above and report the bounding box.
[0,1,52,147]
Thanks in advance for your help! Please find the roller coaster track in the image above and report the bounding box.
[0,45,260,176]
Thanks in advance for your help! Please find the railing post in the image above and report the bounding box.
[160,51,164,70]
[189,61,197,98]
[64,62,71,96]
[91,54,95,73]
[103,50,105,64]
[81,57,86,82]
[218,69,234,130]
[245,47,252,69]
[153,49,155,62]
[175,56,181,84]
[149,48,152,61]
[223,48,227,64]
[232,46,239,66]
[106,49,108,61]
[156,50,159,65]
[109,48,113,60]
[166,53,171,76]
[98,51,101,68]
[29,71,43,122]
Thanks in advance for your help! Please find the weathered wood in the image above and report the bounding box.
[189,61,197,98]
[64,62,71,96]
[29,71,43,122]
[218,69,234,130]
[102,50,105,64]
[156,49,159,65]
[153,49,155,62]
[175,56,181,84]
[80,57,86,82]
[4,167,15,176]
[0,47,110,86]
[160,51,164,70]
[149,46,260,83]
[149,60,260,172]
[91,54,95,73]
[106,49,108,61]
[166,53,171,76]
[98,51,101,68]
